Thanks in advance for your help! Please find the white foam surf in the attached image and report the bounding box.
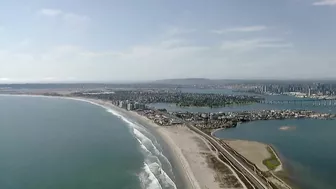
[140,163,163,189]
[105,108,177,189]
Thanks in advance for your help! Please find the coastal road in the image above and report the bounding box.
[163,112,270,189]
[187,124,269,189]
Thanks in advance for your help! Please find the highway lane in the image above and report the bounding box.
[187,124,270,189]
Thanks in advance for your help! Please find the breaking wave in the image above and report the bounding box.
[106,109,177,189]
[13,97,177,189]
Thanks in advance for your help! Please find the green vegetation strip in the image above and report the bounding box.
[263,146,281,171]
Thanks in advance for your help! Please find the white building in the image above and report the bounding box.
[127,103,133,111]
[119,101,123,108]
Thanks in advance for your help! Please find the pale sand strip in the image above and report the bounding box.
[153,125,202,189]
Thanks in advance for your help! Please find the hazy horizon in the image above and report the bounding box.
[3,77,336,85]
[1,0,336,82]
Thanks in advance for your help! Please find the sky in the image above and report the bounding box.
[1,0,336,83]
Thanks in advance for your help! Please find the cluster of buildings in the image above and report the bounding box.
[111,100,147,111]
[131,109,184,126]
[74,90,263,108]
[137,109,183,126]
[71,90,336,130]
[110,99,183,126]
[171,109,335,130]
[248,83,336,98]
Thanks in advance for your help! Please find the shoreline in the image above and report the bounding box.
[0,94,198,189]
[267,145,283,172]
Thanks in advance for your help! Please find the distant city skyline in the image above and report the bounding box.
[1,0,336,83]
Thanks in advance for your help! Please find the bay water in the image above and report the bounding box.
[0,96,177,189]
[214,119,336,189]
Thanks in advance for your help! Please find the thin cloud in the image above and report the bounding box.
[221,38,293,52]
[211,25,267,34]
[39,9,63,16]
[313,0,336,6]
[165,27,196,36]
[38,8,90,28]
[159,39,188,48]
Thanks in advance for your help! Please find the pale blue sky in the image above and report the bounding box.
[1,0,336,82]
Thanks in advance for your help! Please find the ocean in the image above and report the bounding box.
[0,96,178,189]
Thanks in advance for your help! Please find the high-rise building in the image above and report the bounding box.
[308,88,311,97]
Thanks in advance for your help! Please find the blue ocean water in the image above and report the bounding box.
[0,96,177,189]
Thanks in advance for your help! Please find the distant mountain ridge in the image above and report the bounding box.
[152,78,254,85]
[153,78,214,85]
